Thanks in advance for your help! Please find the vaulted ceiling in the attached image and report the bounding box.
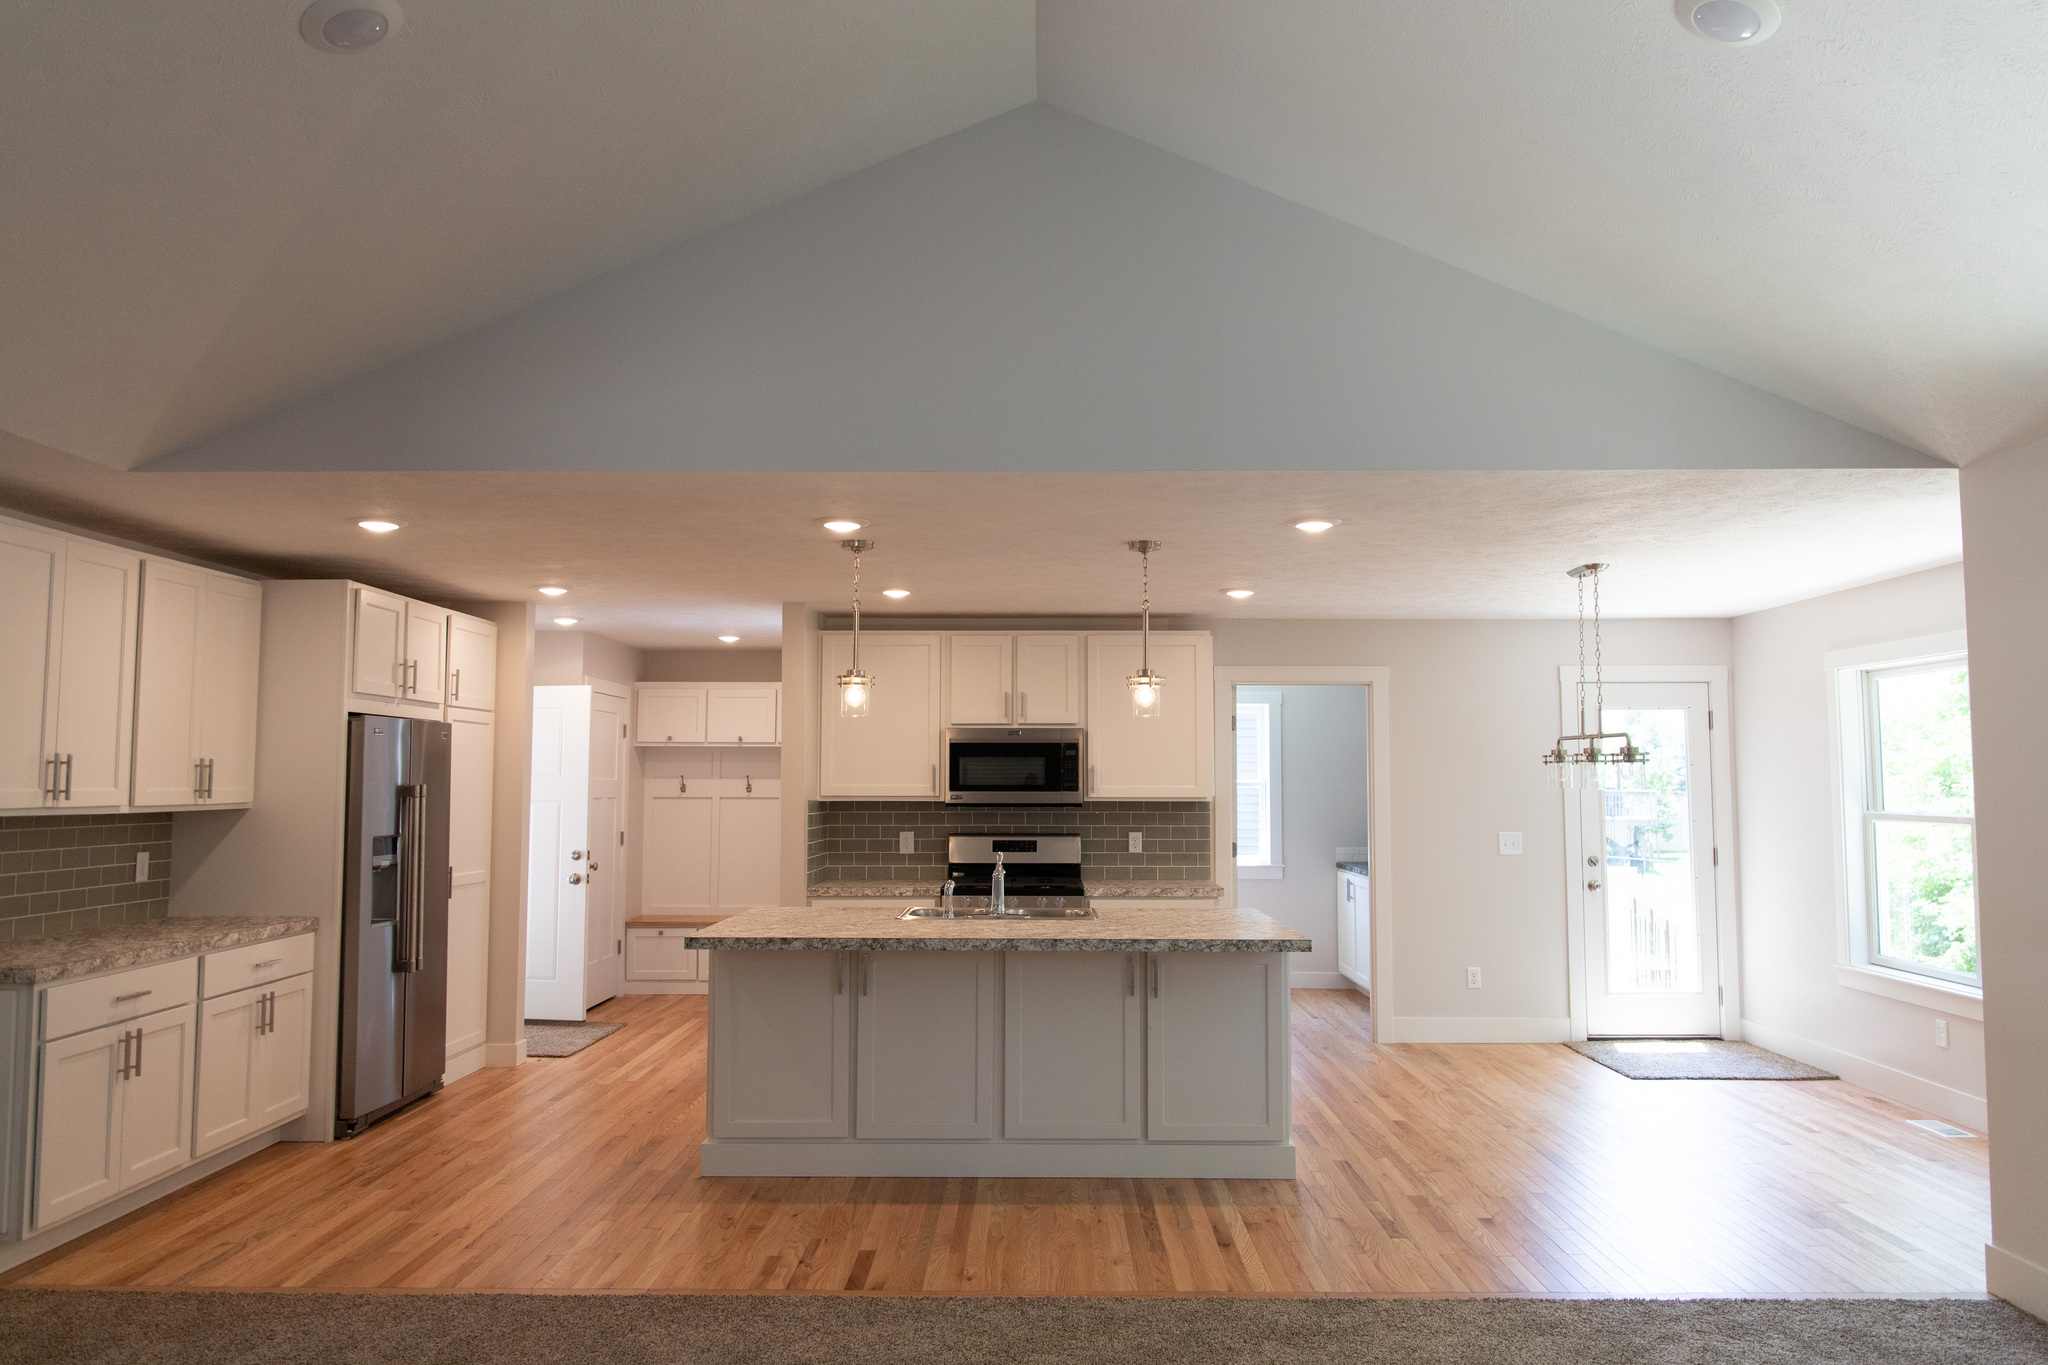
[3,1,2041,474]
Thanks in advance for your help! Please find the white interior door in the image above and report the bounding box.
[584,686,627,1007]
[527,685,591,1021]
[1574,681,1722,1037]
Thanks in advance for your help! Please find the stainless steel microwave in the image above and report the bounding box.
[943,728,1085,805]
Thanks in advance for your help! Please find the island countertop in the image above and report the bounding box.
[684,904,1310,954]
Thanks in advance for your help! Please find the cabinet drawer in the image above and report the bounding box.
[626,927,701,981]
[202,934,315,998]
[43,957,198,1041]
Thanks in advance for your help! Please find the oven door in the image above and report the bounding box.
[944,731,1084,804]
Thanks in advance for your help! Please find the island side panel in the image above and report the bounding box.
[1146,951,1290,1142]
[707,950,851,1139]
[1003,950,1143,1140]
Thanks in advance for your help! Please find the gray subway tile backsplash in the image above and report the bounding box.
[0,813,172,940]
[806,800,1209,883]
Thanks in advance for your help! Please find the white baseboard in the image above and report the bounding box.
[482,1038,528,1068]
[701,1139,1295,1179]
[1988,1243,2048,1321]
[624,980,707,995]
[0,1129,280,1274]
[1739,1018,1987,1131]
[442,1044,487,1085]
[1379,1016,1572,1044]
[1290,972,1361,991]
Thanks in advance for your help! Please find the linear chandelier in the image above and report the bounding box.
[1542,562,1646,788]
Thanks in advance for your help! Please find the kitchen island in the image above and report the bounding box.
[685,904,1310,1178]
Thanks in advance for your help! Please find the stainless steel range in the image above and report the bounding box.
[945,834,1086,901]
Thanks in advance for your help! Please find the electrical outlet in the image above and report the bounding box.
[1498,832,1523,855]
[135,851,149,882]
[898,831,916,855]
[1128,831,1143,853]
[1467,967,1482,989]
[1934,1018,1949,1049]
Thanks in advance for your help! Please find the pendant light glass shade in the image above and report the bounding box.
[1127,667,1164,719]
[1126,540,1164,719]
[838,539,875,719]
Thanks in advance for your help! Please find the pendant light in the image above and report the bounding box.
[838,539,875,718]
[1542,563,1646,788]
[1126,540,1164,719]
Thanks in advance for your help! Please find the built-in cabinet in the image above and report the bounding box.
[1003,951,1143,1140]
[1336,868,1369,993]
[1145,951,1289,1142]
[944,633,1084,726]
[707,950,852,1138]
[625,925,709,991]
[855,950,997,1139]
[641,753,780,913]
[634,684,780,746]
[131,558,263,807]
[448,613,497,712]
[193,936,316,1158]
[813,632,938,798]
[349,586,448,712]
[1084,633,1214,799]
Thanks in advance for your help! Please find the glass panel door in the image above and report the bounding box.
[1577,681,1722,1037]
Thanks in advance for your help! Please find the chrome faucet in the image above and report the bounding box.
[990,852,1008,917]
[941,878,956,917]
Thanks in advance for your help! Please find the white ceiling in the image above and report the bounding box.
[1040,0,2048,466]
[0,440,1959,648]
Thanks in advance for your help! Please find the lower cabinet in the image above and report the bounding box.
[855,950,996,1140]
[1145,952,1289,1142]
[194,973,313,1158]
[35,1004,195,1231]
[1004,951,1142,1140]
[1336,870,1369,991]
[625,927,707,986]
[708,950,852,1138]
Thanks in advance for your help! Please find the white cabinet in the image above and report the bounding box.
[349,586,446,709]
[715,797,781,909]
[1004,950,1142,1140]
[945,633,1082,726]
[0,521,139,812]
[404,600,448,706]
[625,926,706,984]
[642,785,780,913]
[855,950,996,1140]
[1145,952,1288,1142]
[35,1002,196,1231]
[194,973,312,1158]
[1085,633,1214,799]
[1337,869,1369,992]
[447,612,497,712]
[706,686,779,745]
[818,632,942,798]
[637,686,707,745]
[445,711,495,1064]
[132,558,262,808]
[708,950,852,1138]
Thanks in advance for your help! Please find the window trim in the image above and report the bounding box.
[1235,689,1285,879]
[1826,631,1980,999]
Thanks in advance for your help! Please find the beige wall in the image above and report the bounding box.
[1729,564,1982,1125]
[534,629,644,687]
[1960,436,2048,1317]
[1190,615,1732,1038]
[643,648,782,682]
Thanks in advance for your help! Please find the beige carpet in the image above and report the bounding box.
[1,1292,2041,1364]
[1567,1039,1838,1080]
[522,1020,625,1057]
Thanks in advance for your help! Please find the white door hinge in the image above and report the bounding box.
[622,723,628,737]
[619,830,625,845]
[1230,714,1236,731]
[1718,985,1724,1003]
[1708,710,1714,729]
[1712,848,1719,866]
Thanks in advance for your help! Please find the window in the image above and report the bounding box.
[1841,651,1977,987]
[1235,690,1283,878]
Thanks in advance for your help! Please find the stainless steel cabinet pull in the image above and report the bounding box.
[131,1027,143,1077]
[256,958,284,969]
[1126,954,1135,996]
[44,755,58,800]
[204,757,215,799]
[117,1030,132,1079]
[1003,691,1011,722]
[60,753,72,800]
[836,950,846,994]
[931,764,937,794]
[861,953,871,996]
[1089,765,1097,797]
[1150,955,1161,998]
[1019,692,1027,722]
[114,989,153,1002]
[451,667,460,701]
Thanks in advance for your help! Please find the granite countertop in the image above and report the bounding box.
[806,881,1227,901]
[686,904,1310,954]
[0,915,319,986]
[1336,861,1368,875]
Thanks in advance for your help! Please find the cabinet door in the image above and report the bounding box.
[706,685,779,744]
[351,587,406,699]
[195,572,262,804]
[1085,634,1213,799]
[818,633,942,798]
[945,634,1014,725]
[447,613,497,712]
[252,974,313,1130]
[626,927,699,981]
[709,950,852,1138]
[1014,634,1083,725]
[1004,951,1142,1139]
[1146,952,1288,1142]
[715,796,781,910]
[194,985,262,1157]
[856,951,996,1140]
[51,539,139,807]
[119,1003,195,1189]
[637,686,707,745]
[0,521,61,810]
[34,1021,123,1228]
[131,559,206,808]
[404,601,448,705]
[445,712,494,1059]
[1336,875,1358,981]
[643,793,714,911]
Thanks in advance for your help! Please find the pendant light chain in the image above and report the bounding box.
[1544,561,1639,786]
[1140,544,1151,671]
[851,544,862,671]
[1591,565,1604,725]
[1576,569,1588,734]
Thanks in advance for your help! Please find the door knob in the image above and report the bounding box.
[571,850,584,860]
[569,873,583,885]
[1587,879,1602,891]
[588,861,599,872]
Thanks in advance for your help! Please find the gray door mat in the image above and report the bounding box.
[1567,1038,1838,1080]
[522,1020,625,1057]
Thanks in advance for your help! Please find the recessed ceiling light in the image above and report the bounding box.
[356,518,404,533]
[1677,0,1780,44]
[1292,519,1340,533]
[819,518,865,534]
[718,635,741,643]
[882,589,910,599]
[536,586,568,597]
[1224,589,1255,599]
[300,0,402,52]
[552,618,579,627]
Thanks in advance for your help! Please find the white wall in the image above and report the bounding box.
[1193,616,1732,1041]
[1959,436,2048,1318]
[1729,564,1983,1126]
[1229,685,1370,988]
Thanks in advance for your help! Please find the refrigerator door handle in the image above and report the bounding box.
[396,783,425,972]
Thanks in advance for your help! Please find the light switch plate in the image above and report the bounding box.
[1934,1018,1949,1049]
[898,831,916,855]
[1128,831,1143,853]
[1498,832,1523,855]
[135,851,149,882]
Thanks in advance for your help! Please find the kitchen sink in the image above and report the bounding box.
[897,904,1098,920]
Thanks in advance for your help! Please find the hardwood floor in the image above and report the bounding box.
[3,991,1989,1295]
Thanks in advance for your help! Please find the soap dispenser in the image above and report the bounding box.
[990,852,1007,917]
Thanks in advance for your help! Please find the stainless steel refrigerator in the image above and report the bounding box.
[337,714,451,1138]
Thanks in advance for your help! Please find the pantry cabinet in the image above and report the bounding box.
[131,558,262,808]
[817,633,942,798]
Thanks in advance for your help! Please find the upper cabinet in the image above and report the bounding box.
[635,684,779,746]
[349,586,448,711]
[818,633,942,798]
[132,559,262,808]
[0,521,140,812]
[1083,633,1214,799]
[447,611,497,713]
[404,601,448,706]
[944,634,1082,727]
